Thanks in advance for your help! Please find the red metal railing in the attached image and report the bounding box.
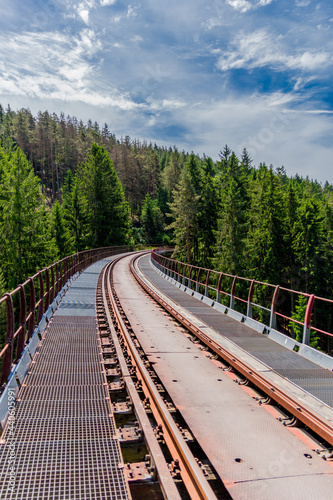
[151,250,333,356]
[0,246,129,387]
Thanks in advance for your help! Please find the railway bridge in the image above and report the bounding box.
[0,247,333,500]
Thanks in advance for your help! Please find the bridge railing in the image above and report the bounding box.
[151,250,333,356]
[0,246,129,387]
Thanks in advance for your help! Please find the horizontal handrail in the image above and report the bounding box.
[151,250,333,356]
[0,246,130,389]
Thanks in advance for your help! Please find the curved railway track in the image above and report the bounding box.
[97,251,333,499]
[130,254,333,448]
[97,252,222,500]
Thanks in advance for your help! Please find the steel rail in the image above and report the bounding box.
[152,250,333,352]
[100,256,182,500]
[0,245,130,387]
[130,255,333,448]
[106,254,217,500]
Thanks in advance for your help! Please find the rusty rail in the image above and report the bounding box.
[133,253,333,447]
[151,250,333,356]
[107,254,217,499]
[100,255,183,500]
[0,246,129,388]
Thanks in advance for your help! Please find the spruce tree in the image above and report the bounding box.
[141,194,163,244]
[245,165,286,284]
[167,163,199,263]
[0,146,55,288]
[293,197,324,294]
[51,201,71,258]
[198,157,217,267]
[81,143,130,247]
[214,152,248,274]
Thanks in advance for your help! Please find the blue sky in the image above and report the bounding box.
[0,0,332,181]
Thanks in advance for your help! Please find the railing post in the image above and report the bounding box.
[170,260,175,279]
[303,294,315,345]
[177,262,181,283]
[247,280,255,318]
[45,268,50,311]
[182,265,186,286]
[38,271,44,323]
[217,273,223,303]
[196,268,202,293]
[65,257,70,283]
[55,262,60,296]
[1,294,15,386]
[188,266,193,289]
[205,270,210,297]
[28,278,36,340]
[269,285,280,330]
[74,253,79,274]
[50,266,55,304]
[61,260,66,288]
[16,285,27,360]
[161,256,166,274]
[230,276,237,310]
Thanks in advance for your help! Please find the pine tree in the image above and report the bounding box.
[293,197,324,294]
[245,165,286,284]
[214,152,248,274]
[167,163,199,263]
[0,146,56,288]
[51,201,71,258]
[141,194,163,244]
[81,143,130,247]
[197,157,217,267]
[0,268,7,351]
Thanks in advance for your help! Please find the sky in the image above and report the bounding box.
[0,0,332,182]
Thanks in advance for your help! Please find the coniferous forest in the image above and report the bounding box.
[1,103,333,308]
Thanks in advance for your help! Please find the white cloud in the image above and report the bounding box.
[216,29,331,72]
[165,94,333,182]
[66,0,97,24]
[292,76,314,91]
[111,4,137,23]
[147,98,186,112]
[0,30,138,111]
[131,35,143,43]
[100,0,117,5]
[226,0,252,13]
[79,9,90,23]
[226,0,274,13]
[295,0,311,7]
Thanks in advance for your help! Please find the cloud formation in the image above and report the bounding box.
[216,30,331,72]
[226,0,274,13]
[0,0,332,181]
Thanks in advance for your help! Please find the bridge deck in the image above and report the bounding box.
[0,259,130,500]
[139,254,333,410]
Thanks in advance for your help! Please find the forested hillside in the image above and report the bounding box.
[1,104,333,303]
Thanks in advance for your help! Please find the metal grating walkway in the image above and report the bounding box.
[140,254,333,409]
[0,259,130,500]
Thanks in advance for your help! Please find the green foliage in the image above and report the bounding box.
[2,103,333,315]
[167,159,200,263]
[245,165,286,284]
[80,143,130,247]
[289,294,307,342]
[64,174,87,251]
[293,197,324,293]
[214,153,248,274]
[289,295,321,348]
[0,268,6,351]
[198,157,217,267]
[0,145,56,289]
[51,201,71,258]
[141,194,164,244]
